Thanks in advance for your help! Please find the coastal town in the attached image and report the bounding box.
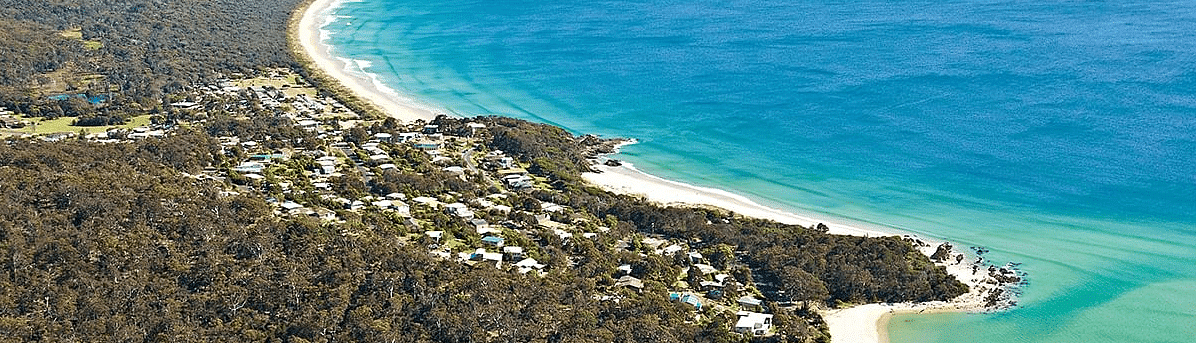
[1,66,1025,341]
[4,0,1190,341]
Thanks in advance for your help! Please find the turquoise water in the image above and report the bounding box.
[321,0,1196,341]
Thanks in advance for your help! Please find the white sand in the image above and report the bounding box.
[297,0,440,123]
[583,161,996,343]
[583,163,893,237]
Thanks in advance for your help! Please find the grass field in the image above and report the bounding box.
[235,70,319,98]
[16,114,153,135]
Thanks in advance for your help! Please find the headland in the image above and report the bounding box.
[293,2,1021,343]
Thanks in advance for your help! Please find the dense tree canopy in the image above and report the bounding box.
[1,0,302,100]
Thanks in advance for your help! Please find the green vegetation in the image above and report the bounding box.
[236,69,320,98]
[15,114,150,135]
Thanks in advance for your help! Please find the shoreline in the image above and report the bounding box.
[583,158,1014,343]
[291,3,1015,343]
[296,0,440,123]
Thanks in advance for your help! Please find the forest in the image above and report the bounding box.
[0,0,302,111]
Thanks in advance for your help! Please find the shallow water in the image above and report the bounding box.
[322,0,1196,341]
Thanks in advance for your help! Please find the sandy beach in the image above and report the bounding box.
[294,2,1001,342]
[297,0,440,123]
[583,161,896,237]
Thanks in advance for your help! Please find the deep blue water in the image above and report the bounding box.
[322,0,1196,341]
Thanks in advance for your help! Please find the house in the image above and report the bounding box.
[390,200,411,215]
[467,248,503,267]
[41,132,76,142]
[280,201,304,211]
[617,264,633,275]
[669,293,702,310]
[371,200,394,209]
[412,196,439,207]
[693,263,717,275]
[700,280,725,291]
[658,244,684,256]
[503,174,533,189]
[734,311,773,335]
[688,251,704,264]
[498,156,514,169]
[553,229,573,242]
[397,132,420,142]
[316,156,338,174]
[234,162,265,174]
[426,231,444,243]
[502,246,523,260]
[373,132,393,142]
[476,225,502,237]
[714,273,732,285]
[514,258,546,274]
[481,236,505,248]
[413,140,442,150]
[615,275,644,291]
[540,202,564,212]
[369,199,409,214]
[481,252,503,267]
[738,296,764,312]
[466,122,486,136]
[297,120,319,130]
[422,125,439,134]
[470,218,490,230]
[170,101,200,110]
[312,208,337,221]
[288,207,315,217]
[445,203,473,219]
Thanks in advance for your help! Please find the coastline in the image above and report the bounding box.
[582,158,1011,343]
[291,2,1013,343]
[296,0,440,123]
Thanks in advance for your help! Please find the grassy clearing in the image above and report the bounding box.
[58,28,83,40]
[83,40,103,50]
[59,28,102,50]
[20,114,153,135]
[235,70,319,98]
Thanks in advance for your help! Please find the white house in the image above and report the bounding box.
[426,231,444,243]
[373,132,393,142]
[514,258,545,274]
[738,296,763,311]
[502,246,524,260]
[734,311,773,335]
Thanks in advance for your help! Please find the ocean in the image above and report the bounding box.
[319,0,1196,341]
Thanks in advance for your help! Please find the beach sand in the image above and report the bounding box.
[297,0,440,123]
[294,2,994,342]
[582,163,893,237]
